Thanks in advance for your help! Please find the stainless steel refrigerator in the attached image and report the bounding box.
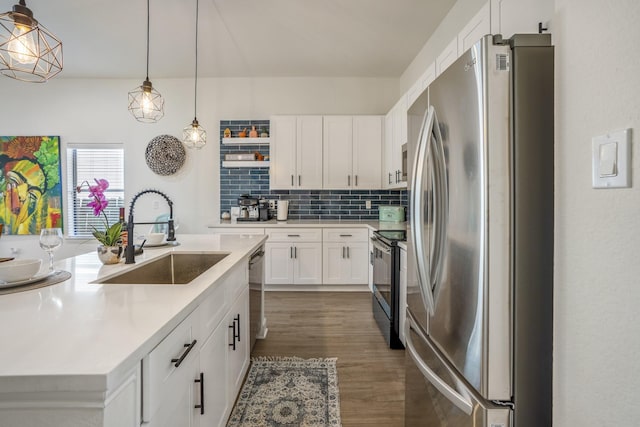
[405,34,554,427]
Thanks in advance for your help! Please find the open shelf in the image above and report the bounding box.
[222,160,270,168]
[222,137,270,145]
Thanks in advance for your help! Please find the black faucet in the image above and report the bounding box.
[125,189,176,264]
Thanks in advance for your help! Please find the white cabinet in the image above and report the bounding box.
[490,0,554,38]
[323,116,383,190]
[227,287,250,397]
[144,308,201,427]
[406,63,435,108]
[143,261,251,427]
[270,115,323,189]
[198,320,229,427]
[436,36,458,76]
[264,228,323,285]
[458,2,491,54]
[383,98,407,189]
[322,228,369,285]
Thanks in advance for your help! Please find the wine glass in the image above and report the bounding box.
[39,228,63,272]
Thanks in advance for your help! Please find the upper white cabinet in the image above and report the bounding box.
[323,116,383,190]
[270,115,323,189]
[458,2,491,54]
[383,97,407,189]
[490,0,554,38]
[406,63,435,108]
[435,36,458,76]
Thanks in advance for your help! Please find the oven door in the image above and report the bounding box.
[371,236,393,316]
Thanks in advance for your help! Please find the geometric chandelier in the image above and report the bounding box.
[0,0,63,82]
[128,0,164,123]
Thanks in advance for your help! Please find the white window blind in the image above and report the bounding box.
[66,146,124,238]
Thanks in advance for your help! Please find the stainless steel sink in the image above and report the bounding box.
[98,252,229,285]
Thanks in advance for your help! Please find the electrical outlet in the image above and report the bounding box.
[269,199,276,209]
[365,200,372,209]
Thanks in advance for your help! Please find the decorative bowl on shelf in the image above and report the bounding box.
[0,259,42,282]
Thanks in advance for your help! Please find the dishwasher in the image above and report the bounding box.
[248,245,265,350]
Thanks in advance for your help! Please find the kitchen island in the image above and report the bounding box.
[0,233,267,427]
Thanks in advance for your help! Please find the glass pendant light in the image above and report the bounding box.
[182,0,206,149]
[0,0,63,82]
[128,0,164,123]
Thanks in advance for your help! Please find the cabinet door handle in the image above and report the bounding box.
[294,247,297,259]
[348,175,351,186]
[229,320,237,350]
[347,246,350,258]
[298,175,301,186]
[388,172,392,184]
[370,250,374,265]
[291,174,294,186]
[290,246,293,259]
[235,314,241,342]
[288,234,300,237]
[171,339,197,367]
[342,246,345,259]
[194,372,204,415]
[355,175,358,186]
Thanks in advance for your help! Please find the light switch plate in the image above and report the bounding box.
[592,128,632,188]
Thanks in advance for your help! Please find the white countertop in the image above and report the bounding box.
[210,219,407,230]
[0,234,267,394]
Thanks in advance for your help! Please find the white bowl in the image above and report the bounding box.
[0,258,43,282]
[145,232,166,246]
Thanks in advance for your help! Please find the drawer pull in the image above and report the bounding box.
[171,339,197,367]
[194,372,205,415]
[339,234,352,237]
[287,234,300,237]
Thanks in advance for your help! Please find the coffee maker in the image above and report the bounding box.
[258,198,270,221]
[237,195,270,221]
[237,195,259,221]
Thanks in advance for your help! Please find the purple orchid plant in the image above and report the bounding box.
[77,179,123,246]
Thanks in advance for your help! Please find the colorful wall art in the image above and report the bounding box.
[0,136,63,235]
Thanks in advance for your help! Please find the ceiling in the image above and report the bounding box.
[16,0,456,79]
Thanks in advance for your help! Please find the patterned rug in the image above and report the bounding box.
[227,357,342,427]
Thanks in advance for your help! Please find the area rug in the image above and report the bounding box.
[227,357,342,427]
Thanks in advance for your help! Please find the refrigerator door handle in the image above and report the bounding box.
[410,106,436,315]
[430,107,448,304]
[405,316,473,415]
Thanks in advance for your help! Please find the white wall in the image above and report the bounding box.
[553,0,640,425]
[0,76,398,260]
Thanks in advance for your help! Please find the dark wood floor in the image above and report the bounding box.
[251,291,405,427]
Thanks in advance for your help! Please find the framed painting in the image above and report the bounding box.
[0,136,63,235]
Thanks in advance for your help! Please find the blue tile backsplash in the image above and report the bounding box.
[220,120,407,220]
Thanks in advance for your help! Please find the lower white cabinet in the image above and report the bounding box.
[143,261,251,427]
[264,228,323,285]
[322,228,369,285]
[264,242,323,285]
[227,287,250,397]
[144,307,201,427]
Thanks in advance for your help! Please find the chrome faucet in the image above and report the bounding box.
[125,189,176,264]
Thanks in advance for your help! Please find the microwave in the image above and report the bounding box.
[401,143,408,182]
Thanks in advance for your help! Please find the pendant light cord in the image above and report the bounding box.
[193,0,199,119]
[146,0,150,80]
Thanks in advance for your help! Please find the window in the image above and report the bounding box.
[66,145,124,238]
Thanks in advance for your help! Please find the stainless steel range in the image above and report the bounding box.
[371,229,406,349]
